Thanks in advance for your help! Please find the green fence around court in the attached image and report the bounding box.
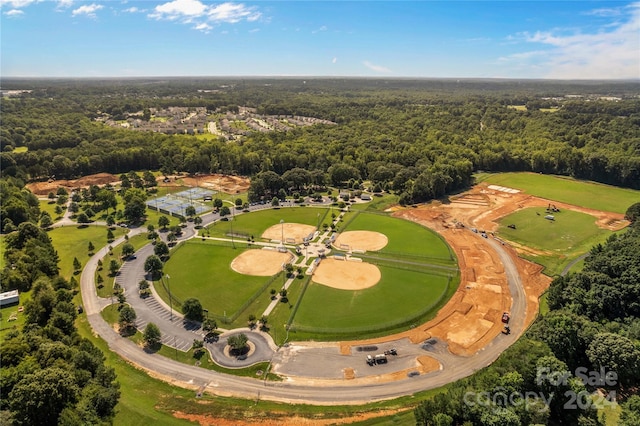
[287,275,453,335]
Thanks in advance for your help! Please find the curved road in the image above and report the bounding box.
[80,204,528,404]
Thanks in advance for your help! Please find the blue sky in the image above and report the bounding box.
[1,1,638,79]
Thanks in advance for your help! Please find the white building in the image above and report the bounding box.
[0,290,19,307]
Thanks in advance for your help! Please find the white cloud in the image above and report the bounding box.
[150,0,206,20]
[332,57,337,64]
[363,60,391,73]
[583,6,623,17]
[312,25,327,34]
[71,3,103,18]
[4,8,23,16]
[0,0,39,8]
[249,28,259,33]
[193,22,212,33]
[506,2,640,79]
[56,0,73,8]
[123,6,142,13]
[208,2,260,23]
[149,0,261,32]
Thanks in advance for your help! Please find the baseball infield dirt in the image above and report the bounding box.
[262,223,316,244]
[333,231,388,252]
[312,258,381,290]
[230,250,293,276]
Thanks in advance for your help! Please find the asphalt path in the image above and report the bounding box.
[80,202,529,404]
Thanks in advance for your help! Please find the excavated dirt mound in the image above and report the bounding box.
[312,258,381,290]
[160,174,250,194]
[262,223,316,244]
[334,231,388,252]
[230,250,293,276]
[27,173,118,196]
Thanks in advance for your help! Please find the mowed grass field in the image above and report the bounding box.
[481,172,639,214]
[204,207,329,239]
[291,266,451,334]
[48,225,126,279]
[343,212,454,260]
[498,208,612,253]
[497,207,619,276]
[159,241,272,321]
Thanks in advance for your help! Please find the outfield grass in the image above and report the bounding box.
[48,225,126,280]
[482,172,639,214]
[204,207,328,239]
[291,266,451,334]
[344,212,454,260]
[497,207,615,276]
[159,241,272,321]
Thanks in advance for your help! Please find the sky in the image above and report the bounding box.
[1,0,639,79]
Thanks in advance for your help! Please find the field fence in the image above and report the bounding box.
[373,249,453,264]
[339,210,360,231]
[286,275,312,328]
[363,256,458,277]
[159,277,183,309]
[224,271,284,324]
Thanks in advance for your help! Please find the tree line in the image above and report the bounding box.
[0,178,120,425]
[1,79,638,207]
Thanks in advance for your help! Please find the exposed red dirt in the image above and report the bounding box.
[27,172,119,196]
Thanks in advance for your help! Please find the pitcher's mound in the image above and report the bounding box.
[334,231,388,252]
[231,250,293,276]
[312,258,381,290]
[262,223,316,244]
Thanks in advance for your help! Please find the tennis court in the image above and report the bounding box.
[146,188,215,218]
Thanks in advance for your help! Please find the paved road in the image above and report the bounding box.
[80,204,529,404]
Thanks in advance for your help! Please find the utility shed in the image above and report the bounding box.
[0,290,19,307]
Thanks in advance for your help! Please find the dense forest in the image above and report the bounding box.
[1,78,638,206]
[415,204,640,425]
[0,179,120,425]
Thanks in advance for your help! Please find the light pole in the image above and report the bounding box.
[165,274,173,321]
[280,219,284,246]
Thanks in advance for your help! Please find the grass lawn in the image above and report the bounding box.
[48,225,127,280]
[159,241,272,322]
[349,193,399,212]
[291,266,451,335]
[13,146,28,153]
[0,290,30,341]
[481,172,639,214]
[507,105,527,111]
[205,207,329,239]
[497,207,615,276]
[344,212,453,260]
[39,199,65,221]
